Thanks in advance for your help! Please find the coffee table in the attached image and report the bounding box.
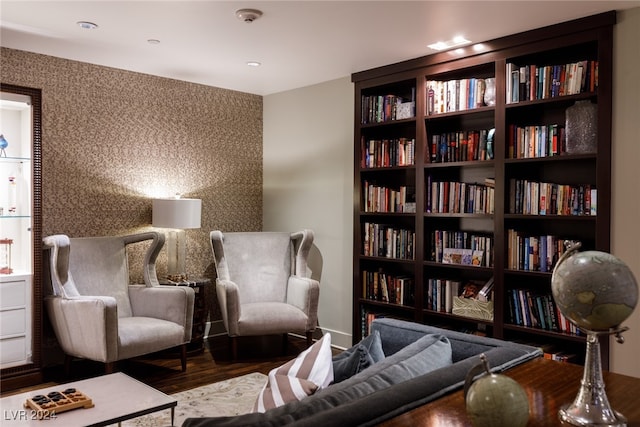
[0,372,176,426]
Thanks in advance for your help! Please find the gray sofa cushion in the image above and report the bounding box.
[332,330,385,383]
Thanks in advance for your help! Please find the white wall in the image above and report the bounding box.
[263,7,640,375]
[263,77,354,349]
[610,7,640,378]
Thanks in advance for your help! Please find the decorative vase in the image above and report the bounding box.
[483,78,496,106]
[565,100,598,154]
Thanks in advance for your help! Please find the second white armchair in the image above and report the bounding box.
[210,230,320,359]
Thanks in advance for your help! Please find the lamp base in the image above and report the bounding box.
[166,229,188,281]
[559,330,627,427]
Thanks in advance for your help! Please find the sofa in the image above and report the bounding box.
[183,318,542,427]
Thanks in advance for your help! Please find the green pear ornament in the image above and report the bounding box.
[464,354,529,427]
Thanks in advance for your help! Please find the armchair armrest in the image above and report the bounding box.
[215,279,241,336]
[122,232,165,287]
[45,295,118,363]
[286,276,320,330]
[128,285,195,340]
[209,231,230,281]
[291,229,314,277]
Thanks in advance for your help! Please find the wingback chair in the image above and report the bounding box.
[210,230,320,359]
[43,232,195,374]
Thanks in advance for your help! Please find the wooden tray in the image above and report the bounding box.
[24,388,94,418]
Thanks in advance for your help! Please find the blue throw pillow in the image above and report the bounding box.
[332,330,385,383]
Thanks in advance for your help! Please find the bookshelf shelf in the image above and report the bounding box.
[352,11,614,367]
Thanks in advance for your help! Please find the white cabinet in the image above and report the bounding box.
[0,274,32,368]
[1,88,35,371]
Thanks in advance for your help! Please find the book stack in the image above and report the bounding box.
[361,136,415,168]
[361,90,416,124]
[507,230,571,272]
[426,178,494,214]
[507,289,579,335]
[509,179,596,216]
[430,230,493,268]
[362,269,414,306]
[507,123,565,159]
[426,78,490,115]
[429,128,494,163]
[505,60,598,104]
[363,182,416,213]
[363,223,415,260]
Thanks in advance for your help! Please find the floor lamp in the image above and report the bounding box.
[152,197,202,282]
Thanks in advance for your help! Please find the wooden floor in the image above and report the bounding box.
[1,334,320,397]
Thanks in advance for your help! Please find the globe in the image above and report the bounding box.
[465,354,529,427]
[552,244,638,332]
[466,371,529,427]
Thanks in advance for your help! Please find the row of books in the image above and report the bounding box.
[507,288,580,335]
[429,128,495,163]
[362,222,415,260]
[507,230,568,272]
[426,178,495,215]
[506,60,598,104]
[362,182,416,213]
[361,269,414,306]
[509,179,597,216]
[507,123,566,159]
[361,91,416,124]
[426,78,493,115]
[360,137,416,168]
[430,230,493,267]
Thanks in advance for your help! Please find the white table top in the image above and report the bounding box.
[0,372,176,426]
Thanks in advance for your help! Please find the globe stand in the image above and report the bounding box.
[559,327,629,427]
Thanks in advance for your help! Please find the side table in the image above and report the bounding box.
[161,277,211,353]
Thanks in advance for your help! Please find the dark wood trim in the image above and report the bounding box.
[0,83,43,390]
[352,11,616,83]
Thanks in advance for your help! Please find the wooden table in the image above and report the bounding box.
[381,357,640,427]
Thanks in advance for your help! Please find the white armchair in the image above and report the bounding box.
[210,230,320,359]
[43,232,195,374]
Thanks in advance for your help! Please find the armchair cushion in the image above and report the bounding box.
[221,232,292,304]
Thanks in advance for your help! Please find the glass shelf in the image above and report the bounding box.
[0,156,31,163]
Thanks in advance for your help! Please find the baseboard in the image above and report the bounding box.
[290,327,352,350]
[204,321,352,350]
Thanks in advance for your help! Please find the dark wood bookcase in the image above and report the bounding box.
[351,11,614,367]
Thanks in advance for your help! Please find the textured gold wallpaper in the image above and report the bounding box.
[1,47,263,321]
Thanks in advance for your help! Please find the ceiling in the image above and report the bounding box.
[1,1,639,96]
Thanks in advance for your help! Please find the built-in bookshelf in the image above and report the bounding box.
[352,11,614,367]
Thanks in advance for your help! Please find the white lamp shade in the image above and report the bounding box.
[152,198,202,229]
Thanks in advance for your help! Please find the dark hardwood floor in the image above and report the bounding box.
[1,334,322,397]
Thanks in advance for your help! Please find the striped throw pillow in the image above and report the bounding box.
[253,333,333,412]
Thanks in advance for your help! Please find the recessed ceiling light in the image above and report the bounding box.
[147,39,161,45]
[77,21,98,30]
[247,61,261,67]
[428,36,471,51]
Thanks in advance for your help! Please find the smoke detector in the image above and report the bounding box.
[236,8,263,23]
